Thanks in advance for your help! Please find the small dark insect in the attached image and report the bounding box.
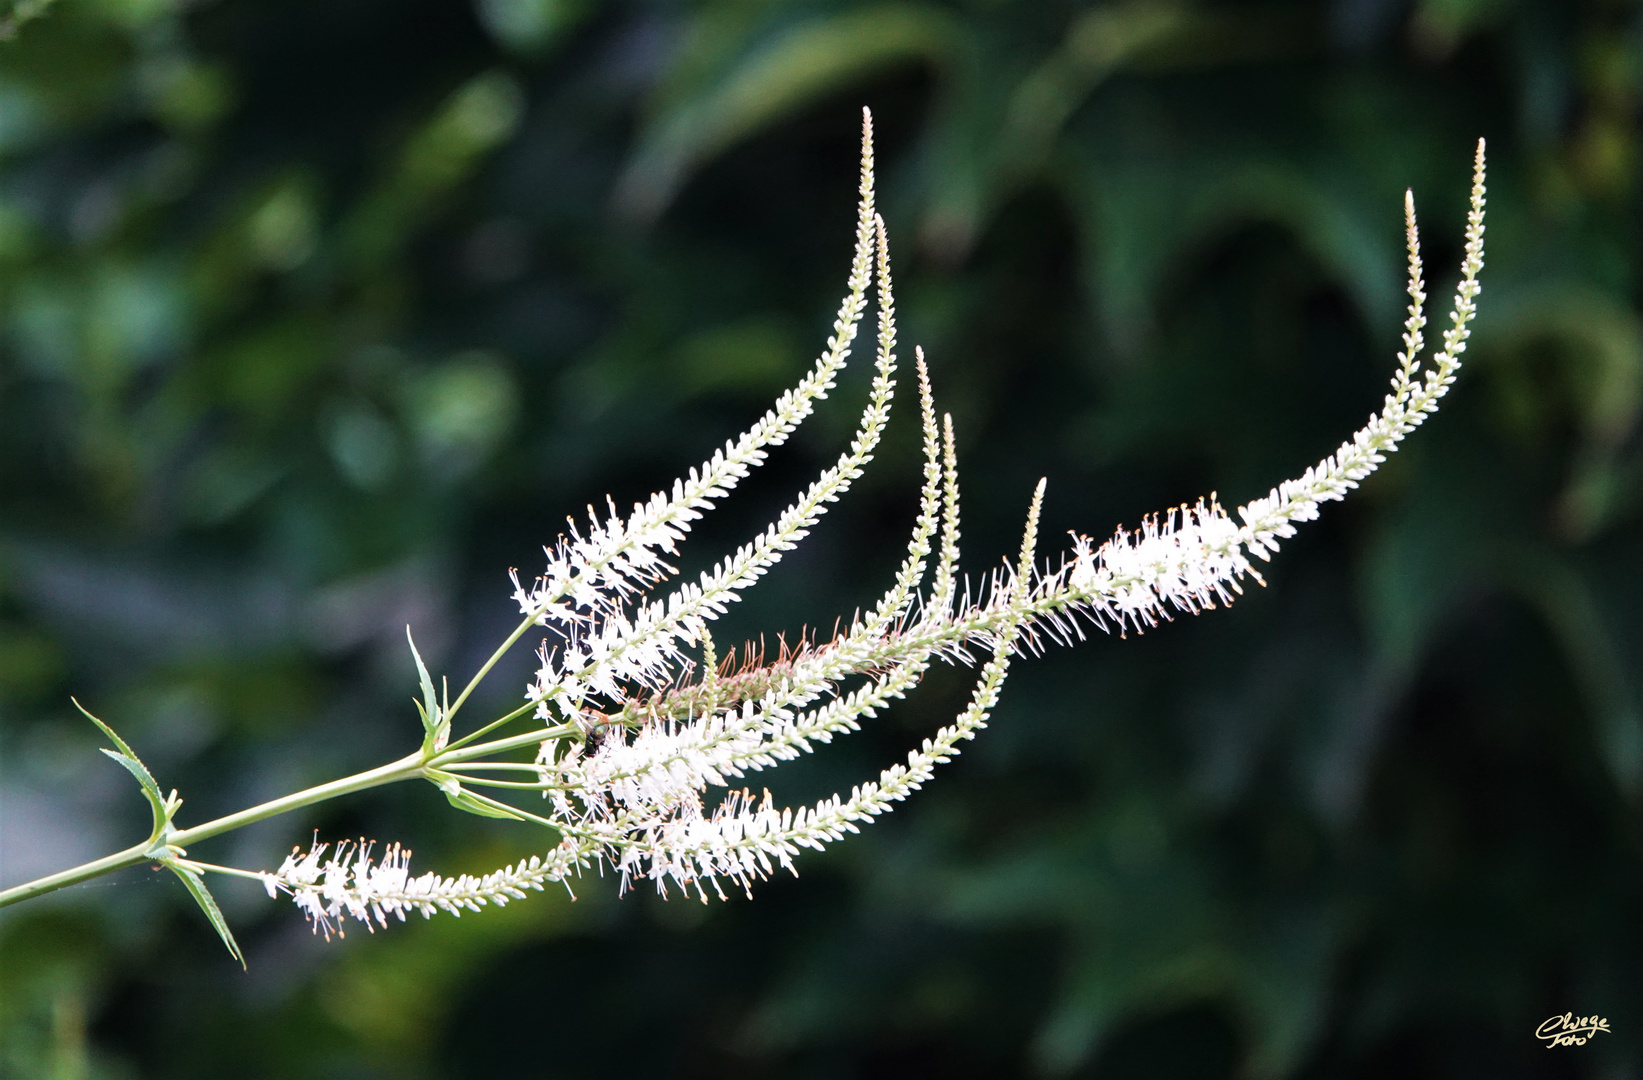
[579,713,617,743]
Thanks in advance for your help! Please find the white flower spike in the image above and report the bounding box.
[262,123,1484,926]
[0,116,1484,951]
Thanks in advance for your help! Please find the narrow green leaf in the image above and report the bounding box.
[437,775,527,820]
[406,626,444,749]
[76,700,161,800]
[77,699,168,831]
[165,861,246,969]
[407,626,439,728]
[98,749,167,809]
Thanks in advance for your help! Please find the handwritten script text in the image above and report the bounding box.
[1537,1013,1610,1048]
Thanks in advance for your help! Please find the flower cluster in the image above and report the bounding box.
[1057,156,1485,636]
[264,838,583,938]
[1064,498,1254,635]
[264,115,1487,931]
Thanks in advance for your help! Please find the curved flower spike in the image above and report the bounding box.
[274,122,1485,929]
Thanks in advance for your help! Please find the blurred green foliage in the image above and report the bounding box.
[0,0,1641,1076]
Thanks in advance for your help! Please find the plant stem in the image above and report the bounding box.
[437,773,561,791]
[0,594,562,912]
[443,610,540,726]
[173,859,273,885]
[0,841,151,908]
[433,722,578,766]
[0,751,426,910]
[442,698,539,753]
[169,752,425,847]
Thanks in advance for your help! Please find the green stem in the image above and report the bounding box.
[0,841,150,908]
[170,752,424,847]
[443,610,541,727]
[442,698,540,753]
[461,789,558,828]
[0,595,563,912]
[439,773,562,791]
[173,859,274,885]
[432,722,578,767]
[0,752,425,910]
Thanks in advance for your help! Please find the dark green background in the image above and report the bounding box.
[0,0,1639,1076]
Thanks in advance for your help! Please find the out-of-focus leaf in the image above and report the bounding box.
[0,624,62,699]
[317,836,586,1065]
[1478,284,1643,539]
[1062,126,1413,359]
[919,0,1198,261]
[673,315,803,396]
[0,0,62,43]
[403,351,518,480]
[615,4,961,223]
[474,0,593,56]
[1520,555,1643,797]
[1412,0,1512,57]
[195,316,331,423]
[344,70,524,272]
[0,79,49,155]
[935,824,1336,1077]
[0,911,109,1080]
[143,56,234,133]
[323,398,399,490]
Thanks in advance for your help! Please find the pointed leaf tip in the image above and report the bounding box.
[438,775,533,820]
[406,626,442,744]
[166,861,246,969]
[76,699,167,829]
